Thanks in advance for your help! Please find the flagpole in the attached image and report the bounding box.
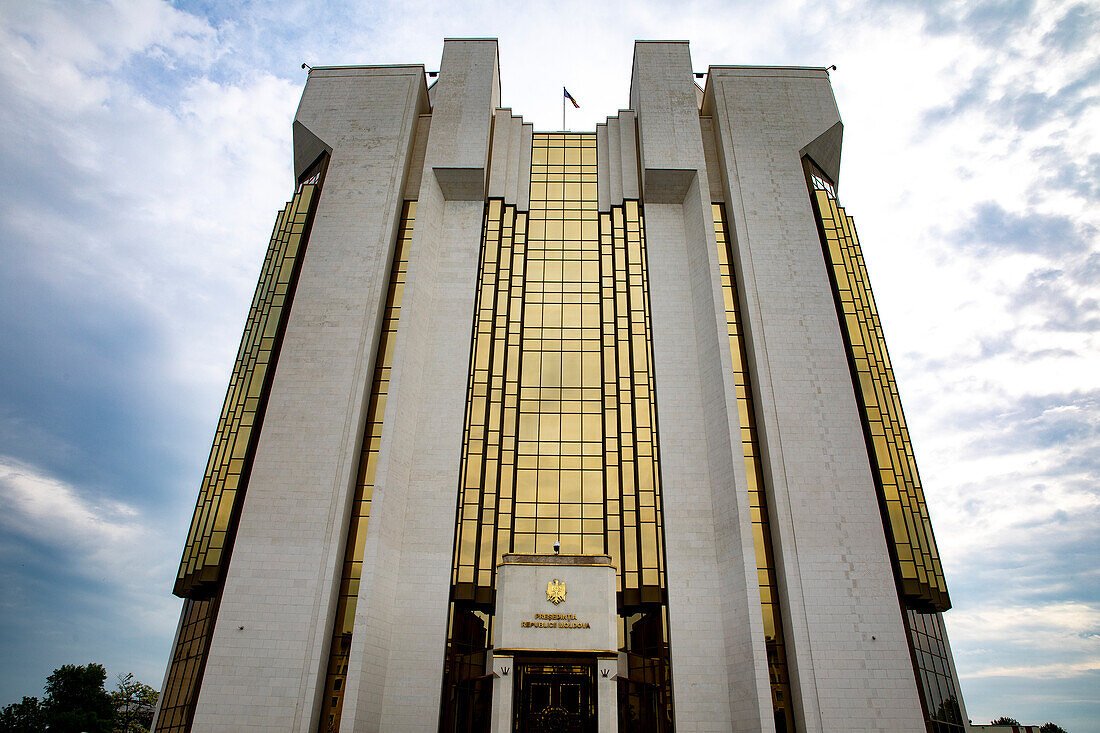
[562,87,566,131]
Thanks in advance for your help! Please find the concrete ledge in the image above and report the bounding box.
[709,65,830,79]
[500,553,613,567]
[433,166,486,200]
[292,120,331,181]
[643,168,696,204]
[800,120,844,189]
[307,64,424,77]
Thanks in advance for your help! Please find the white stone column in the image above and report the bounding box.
[340,38,501,732]
[596,657,618,733]
[191,63,430,732]
[706,65,926,732]
[629,40,773,732]
[490,654,515,733]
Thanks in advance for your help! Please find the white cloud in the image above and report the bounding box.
[949,602,1100,679]
[0,457,141,548]
[0,0,217,112]
[0,452,183,647]
[0,0,301,406]
[0,455,182,693]
[0,456,181,600]
[812,0,1099,618]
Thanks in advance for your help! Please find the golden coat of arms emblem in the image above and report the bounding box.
[546,578,566,605]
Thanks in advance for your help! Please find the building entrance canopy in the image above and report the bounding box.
[492,554,618,732]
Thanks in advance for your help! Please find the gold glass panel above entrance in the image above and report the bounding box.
[492,554,617,733]
[440,133,674,733]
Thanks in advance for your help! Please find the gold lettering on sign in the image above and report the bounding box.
[520,612,591,629]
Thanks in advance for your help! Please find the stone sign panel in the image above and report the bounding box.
[495,554,616,653]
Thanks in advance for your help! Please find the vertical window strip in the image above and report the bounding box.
[441,198,522,732]
[450,198,524,603]
[440,133,674,732]
[627,201,665,598]
[711,203,795,732]
[157,167,325,733]
[611,205,639,588]
[806,181,950,612]
[175,181,321,597]
[153,598,218,733]
[317,201,417,733]
[605,199,674,732]
[904,610,965,731]
[601,201,669,604]
[599,211,621,583]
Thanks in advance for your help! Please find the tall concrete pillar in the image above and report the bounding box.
[705,64,926,732]
[191,63,430,732]
[340,38,500,732]
[629,41,774,731]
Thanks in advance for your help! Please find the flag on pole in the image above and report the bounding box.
[563,87,580,108]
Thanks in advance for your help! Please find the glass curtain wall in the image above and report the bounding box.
[439,133,674,733]
[805,161,963,733]
[806,164,949,611]
[156,161,326,733]
[154,599,217,733]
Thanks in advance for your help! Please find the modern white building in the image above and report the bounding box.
[153,39,970,733]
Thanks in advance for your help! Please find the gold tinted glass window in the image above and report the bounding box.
[906,609,966,731]
[806,160,958,733]
[175,178,322,598]
[153,598,217,733]
[440,133,673,732]
[806,167,950,612]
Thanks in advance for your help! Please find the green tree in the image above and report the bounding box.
[42,663,116,733]
[110,673,158,733]
[0,696,45,732]
[993,717,1022,725]
[1040,723,1068,733]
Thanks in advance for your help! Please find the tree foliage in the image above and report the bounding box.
[0,696,45,731]
[110,673,158,733]
[42,663,116,733]
[1040,723,1068,733]
[994,717,1022,726]
[0,664,159,733]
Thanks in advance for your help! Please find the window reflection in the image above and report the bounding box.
[441,134,674,733]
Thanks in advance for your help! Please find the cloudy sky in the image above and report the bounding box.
[0,0,1096,728]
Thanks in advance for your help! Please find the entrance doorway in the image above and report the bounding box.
[513,657,597,733]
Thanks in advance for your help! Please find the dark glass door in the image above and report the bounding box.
[513,658,596,733]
